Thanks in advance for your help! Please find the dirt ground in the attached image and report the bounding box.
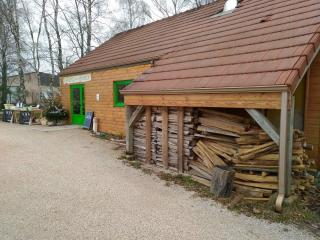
[0,123,316,240]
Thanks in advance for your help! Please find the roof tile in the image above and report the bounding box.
[60,0,320,93]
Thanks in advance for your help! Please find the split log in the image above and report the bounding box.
[210,166,235,198]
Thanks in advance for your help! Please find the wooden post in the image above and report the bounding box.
[178,107,184,173]
[145,106,152,164]
[125,106,134,154]
[276,91,289,212]
[286,96,295,196]
[162,107,169,169]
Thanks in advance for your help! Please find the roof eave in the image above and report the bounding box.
[59,59,156,77]
[122,85,290,95]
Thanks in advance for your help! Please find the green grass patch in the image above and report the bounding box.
[127,160,141,169]
[158,172,214,199]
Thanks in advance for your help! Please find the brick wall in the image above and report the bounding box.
[60,64,150,135]
[305,53,320,168]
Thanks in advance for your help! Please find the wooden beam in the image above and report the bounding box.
[276,91,289,213]
[145,106,152,164]
[125,106,134,154]
[129,106,144,128]
[162,107,169,169]
[245,109,280,145]
[125,92,282,109]
[177,107,184,172]
[286,96,295,196]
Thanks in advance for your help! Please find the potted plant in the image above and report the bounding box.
[42,96,69,126]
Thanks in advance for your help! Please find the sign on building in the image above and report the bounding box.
[63,74,91,84]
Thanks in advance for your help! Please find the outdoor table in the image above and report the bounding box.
[2,109,43,125]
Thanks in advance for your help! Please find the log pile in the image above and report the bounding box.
[133,107,196,170]
[153,108,196,169]
[190,108,314,200]
[133,113,146,161]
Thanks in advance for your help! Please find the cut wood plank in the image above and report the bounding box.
[189,163,212,180]
[178,107,184,173]
[162,107,169,169]
[199,108,247,123]
[238,142,276,156]
[193,146,214,170]
[233,166,278,173]
[199,117,246,134]
[146,106,152,163]
[234,180,278,190]
[195,133,236,143]
[191,175,211,187]
[234,185,273,197]
[243,197,270,201]
[197,141,227,166]
[235,172,278,183]
[197,125,240,137]
[255,154,279,161]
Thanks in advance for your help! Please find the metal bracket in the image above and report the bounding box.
[245,109,280,145]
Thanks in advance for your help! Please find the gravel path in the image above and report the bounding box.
[0,123,316,240]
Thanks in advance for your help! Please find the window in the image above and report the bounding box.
[113,80,132,107]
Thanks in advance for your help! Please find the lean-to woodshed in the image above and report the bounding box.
[121,0,320,212]
[59,0,320,211]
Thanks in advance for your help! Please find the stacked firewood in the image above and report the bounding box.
[153,108,196,169]
[190,108,314,200]
[133,113,146,161]
[133,107,196,169]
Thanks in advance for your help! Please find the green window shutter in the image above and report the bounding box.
[113,80,132,107]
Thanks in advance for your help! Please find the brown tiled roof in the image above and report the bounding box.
[60,1,224,76]
[62,0,320,93]
[123,0,320,93]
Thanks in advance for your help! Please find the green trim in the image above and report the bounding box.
[70,84,85,125]
[113,80,132,107]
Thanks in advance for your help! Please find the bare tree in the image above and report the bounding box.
[0,0,27,103]
[150,0,191,17]
[52,0,64,71]
[42,0,55,93]
[192,0,214,7]
[111,0,151,34]
[21,0,44,103]
[59,0,105,59]
[0,10,9,105]
[83,0,93,54]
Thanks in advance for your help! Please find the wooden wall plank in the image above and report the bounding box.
[178,107,184,173]
[162,107,169,169]
[60,64,151,135]
[304,53,320,169]
[125,92,282,109]
[125,106,134,154]
[145,106,152,164]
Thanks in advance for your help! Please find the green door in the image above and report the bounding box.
[70,84,85,125]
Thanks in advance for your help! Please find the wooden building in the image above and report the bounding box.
[60,0,320,211]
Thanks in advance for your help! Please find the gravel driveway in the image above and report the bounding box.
[0,123,316,240]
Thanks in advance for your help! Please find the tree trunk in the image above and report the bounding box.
[85,0,92,54]
[54,0,63,71]
[1,48,8,105]
[43,0,55,94]
[75,0,84,57]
